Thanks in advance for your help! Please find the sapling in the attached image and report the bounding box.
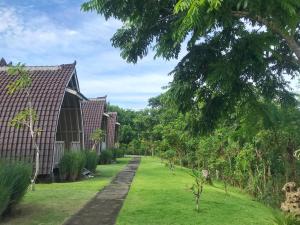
[164,150,176,174]
[189,169,205,212]
[90,128,105,151]
[7,63,41,190]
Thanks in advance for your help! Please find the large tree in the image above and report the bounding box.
[82,0,300,132]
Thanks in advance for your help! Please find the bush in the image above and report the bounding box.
[59,151,86,181]
[0,185,10,216]
[0,160,31,216]
[99,150,113,164]
[85,150,99,172]
[113,148,125,159]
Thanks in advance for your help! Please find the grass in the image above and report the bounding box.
[1,157,131,225]
[117,157,276,225]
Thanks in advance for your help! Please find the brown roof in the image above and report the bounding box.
[82,98,107,149]
[0,61,77,175]
[0,58,7,66]
[107,112,118,149]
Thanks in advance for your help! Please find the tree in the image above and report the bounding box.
[82,0,300,132]
[7,63,41,190]
[90,128,105,151]
[189,169,205,212]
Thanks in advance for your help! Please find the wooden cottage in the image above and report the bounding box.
[107,112,120,149]
[0,59,86,176]
[82,97,109,154]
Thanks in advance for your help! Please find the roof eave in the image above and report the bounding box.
[65,87,88,101]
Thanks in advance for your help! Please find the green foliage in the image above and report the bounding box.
[105,92,300,207]
[0,160,31,216]
[189,169,205,212]
[6,63,31,94]
[272,212,300,225]
[82,0,300,132]
[80,0,300,205]
[99,150,113,165]
[90,128,105,150]
[113,148,125,159]
[163,150,176,173]
[7,62,41,187]
[9,108,38,129]
[59,151,86,181]
[84,151,99,172]
[0,185,10,217]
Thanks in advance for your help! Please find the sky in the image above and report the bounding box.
[0,0,179,109]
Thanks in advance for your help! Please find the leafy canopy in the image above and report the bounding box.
[82,0,300,132]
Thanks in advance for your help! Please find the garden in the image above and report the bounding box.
[117,157,276,225]
[0,156,130,225]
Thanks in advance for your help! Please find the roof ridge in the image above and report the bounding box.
[0,62,76,71]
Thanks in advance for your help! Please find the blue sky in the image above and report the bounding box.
[0,0,180,109]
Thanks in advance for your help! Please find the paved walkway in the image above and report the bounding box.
[64,157,141,225]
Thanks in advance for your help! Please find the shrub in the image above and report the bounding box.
[0,185,10,216]
[59,151,86,181]
[113,148,125,159]
[85,150,99,172]
[0,160,31,216]
[99,150,113,164]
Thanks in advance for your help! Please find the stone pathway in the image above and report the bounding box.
[64,157,141,225]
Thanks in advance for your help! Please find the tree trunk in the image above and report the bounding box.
[285,35,300,65]
[30,117,39,191]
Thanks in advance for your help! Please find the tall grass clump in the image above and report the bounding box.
[99,150,113,164]
[0,160,31,217]
[59,151,86,181]
[85,150,99,172]
[273,212,300,225]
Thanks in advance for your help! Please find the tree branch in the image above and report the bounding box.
[232,10,300,64]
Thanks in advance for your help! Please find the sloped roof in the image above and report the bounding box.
[82,97,107,149]
[0,61,77,174]
[0,58,7,66]
[107,112,118,149]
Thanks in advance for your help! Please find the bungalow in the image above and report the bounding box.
[107,112,120,149]
[82,97,109,154]
[0,59,86,177]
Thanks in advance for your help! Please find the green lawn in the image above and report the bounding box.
[2,158,131,225]
[117,157,276,225]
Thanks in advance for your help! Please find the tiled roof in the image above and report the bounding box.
[0,62,76,175]
[107,112,118,149]
[82,98,106,149]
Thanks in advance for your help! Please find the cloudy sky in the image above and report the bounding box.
[0,0,179,109]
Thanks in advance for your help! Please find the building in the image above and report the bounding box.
[0,59,86,176]
[107,112,120,149]
[82,97,109,154]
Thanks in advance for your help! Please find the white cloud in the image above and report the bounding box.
[81,73,172,95]
[0,3,179,109]
[0,6,121,53]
